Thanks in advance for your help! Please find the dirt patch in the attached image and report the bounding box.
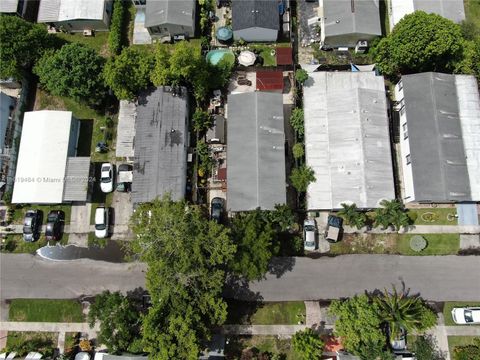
[34,89,66,111]
[330,233,400,254]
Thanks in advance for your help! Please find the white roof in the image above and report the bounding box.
[455,75,480,200]
[0,0,18,13]
[303,72,395,210]
[38,0,105,22]
[116,100,136,158]
[12,111,73,204]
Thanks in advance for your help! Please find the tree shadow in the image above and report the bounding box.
[223,274,263,302]
[267,256,296,278]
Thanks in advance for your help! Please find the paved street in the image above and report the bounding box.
[2,254,480,302]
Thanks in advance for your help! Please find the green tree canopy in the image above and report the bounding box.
[329,294,385,356]
[0,15,51,79]
[292,143,305,160]
[229,209,276,281]
[87,291,142,354]
[104,46,154,100]
[130,195,236,359]
[411,336,444,360]
[374,199,410,230]
[290,108,304,138]
[452,338,480,360]
[290,165,316,193]
[373,11,464,79]
[34,43,106,106]
[338,203,367,229]
[192,109,213,132]
[292,328,324,360]
[295,69,309,84]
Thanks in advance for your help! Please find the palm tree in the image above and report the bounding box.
[338,203,366,229]
[374,199,410,230]
[374,287,437,341]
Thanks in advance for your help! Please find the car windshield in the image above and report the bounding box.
[101,175,110,183]
[305,241,315,247]
[47,214,57,222]
[95,223,106,231]
[23,226,32,234]
[304,225,315,232]
[465,310,474,323]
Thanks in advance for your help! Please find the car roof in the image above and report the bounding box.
[304,219,315,226]
[95,207,106,223]
[471,308,480,322]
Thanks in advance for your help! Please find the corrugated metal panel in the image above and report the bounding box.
[38,0,105,22]
[0,0,19,13]
[116,100,136,158]
[62,157,91,201]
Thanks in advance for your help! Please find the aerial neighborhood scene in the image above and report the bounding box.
[2,0,480,359]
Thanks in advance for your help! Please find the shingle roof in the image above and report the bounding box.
[132,87,188,204]
[401,73,472,202]
[145,0,195,28]
[232,0,279,31]
[227,92,286,211]
[323,0,381,37]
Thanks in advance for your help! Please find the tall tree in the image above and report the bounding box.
[374,199,410,230]
[373,11,464,79]
[34,43,106,106]
[292,328,325,360]
[0,15,50,79]
[87,291,142,354]
[130,195,236,359]
[104,46,154,100]
[338,203,367,229]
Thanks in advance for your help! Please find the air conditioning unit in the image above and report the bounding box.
[355,40,368,54]
[83,29,93,37]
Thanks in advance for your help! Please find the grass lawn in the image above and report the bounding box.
[448,336,480,356]
[407,208,458,225]
[7,332,58,356]
[443,302,480,326]
[1,234,69,254]
[225,336,301,360]
[248,45,277,67]
[9,299,84,322]
[464,0,480,27]
[87,232,109,248]
[11,204,72,225]
[55,31,110,56]
[397,234,459,255]
[226,301,306,325]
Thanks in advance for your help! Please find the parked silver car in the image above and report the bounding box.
[303,219,316,251]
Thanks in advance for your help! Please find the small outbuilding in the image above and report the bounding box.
[255,71,284,92]
[145,0,196,39]
[276,47,293,66]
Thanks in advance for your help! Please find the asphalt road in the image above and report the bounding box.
[1,254,479,301]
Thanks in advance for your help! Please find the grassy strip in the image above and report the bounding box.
[1,234,69,254]
[407,208,458,225]
[55,32,109,55]
[225,336,301,360]
[397,234,459,255]
[443,301,480,326]
[6,332,58,357]
[448,336,480,356]
[9,299,84,322]
[226,301,306,325]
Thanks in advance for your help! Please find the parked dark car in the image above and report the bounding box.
[45,210,64,241]
[23,210,42,242]
[116,163,133,192]
[210,197,225,223]
[325,215,343,243]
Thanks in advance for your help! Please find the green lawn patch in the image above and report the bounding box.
[65,332,80,352]
[88,232,109,248]
[397,234,459,255]
[448,336,480,356]
[11,204,72,225]
[248,45,277,67]
[1,234,69,254]
[226,301,306,325]
[7,332,58,357]
[443,302,480,326]
[55,31,110,56]
[9,299,84,322]
[407,208,458,225]
[464,0,480,28]
[225,336,301,360]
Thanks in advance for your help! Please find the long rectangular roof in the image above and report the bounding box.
[232,0,279,31]
[323,0,381,37]
[304,72,394,210]
[227,92,286,211]
[12,111,73,204]
[0,0,18,13]
[0,92,14,151]
[38,0,105,22]
[401,72,473,201]
[62,157,91,202]
[391,0,465,28]
[145,0,195,28]
[116,100,136,158]
[132,87,188,204]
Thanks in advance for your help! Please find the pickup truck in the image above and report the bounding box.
[325,215,343,243]
[116,164,133,192]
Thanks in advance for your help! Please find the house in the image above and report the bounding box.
[320,0,382,48]
[0,0,37,19]
[389,0,465,31]
[227,92,286,211]
[12,111,91,204]
[303,71,395,210]
[232,0,280,42]
[145,0,196,39]
[395,72,480,203]
[132,87,189,204]
[37,0,112,32]
[256,71,284,92]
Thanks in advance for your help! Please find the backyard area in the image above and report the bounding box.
[55,32,109,55]
[448,336,480,357]
[464,0,480,27]
[6,332,58,357]
[226,301,306,325]
[1,234,69,254]
[8,299,85,322]
[443,301,480,326]
[225,336,301,360]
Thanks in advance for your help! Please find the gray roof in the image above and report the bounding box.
[132,87,188,204]
[0,0,18,13]
[414,0,465,23]
[323,0,381,37]
[227,92,286,212]
[303,72,395,210]
[62,157,91,202]
[232,0,279,31]
[145,0,195,28]
[402,72,471,202]
[0,92,14,151]
[206,115,225,144]
[116,100,136,158]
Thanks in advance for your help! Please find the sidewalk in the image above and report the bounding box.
[0,321,99,333]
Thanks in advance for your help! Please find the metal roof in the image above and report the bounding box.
[116,100,136,158]
[256,71,284,91]
[402,72,471,202]
[303,72,395,210]
[323,0,381,38]
[206,115,225,144]
[390,0,465,29]
[62,157,90,202]
[276,47,293,65]
[132,87,188,204]
[227,92,286,212]
[12,111,73,204]
[145,0,195,28]
[232,0,279,31]
[0,0,18,13]
[38,0,106,22]
[0,92,14,151]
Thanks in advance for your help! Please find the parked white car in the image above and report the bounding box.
[94,207,109,238]
[100,163,114,193]
[303,219,316,251]
[451,307,480,324]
